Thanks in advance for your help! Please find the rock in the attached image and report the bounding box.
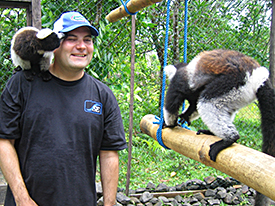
[186,179,205,190]
[175,182,186,191]
[155,183,169,192]
[204,176,216,185]
[158,195,169,203]
[130,197,140,204]
[97,196,104,205]
[117,192,131,205]
[174,195,183,203]
[146,182,156,191]
[207,198,221,205]
[96,182,102,194]
[140,191,153,203]
[241,185,249,194]
[182,203,192,206]
[153,202,162,206]
[204,189,216,197]
[193,192,204,201]
[223,192,235,204]
[136,188,146,193]
[113,180,257,205]
[149,197,158,204]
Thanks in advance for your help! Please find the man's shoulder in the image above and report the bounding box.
[85,74,112,92]
[4,70,28,89]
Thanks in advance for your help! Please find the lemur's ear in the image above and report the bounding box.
[36,28,54,40]
[57,32,65,39]
[164,65,177,81]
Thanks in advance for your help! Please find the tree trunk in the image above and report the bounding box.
[270,0,275,88]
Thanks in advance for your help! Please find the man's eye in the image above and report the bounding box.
[67,38,77,42]
[84,39,92,43]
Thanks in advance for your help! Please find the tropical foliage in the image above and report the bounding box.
[0,0,272,191]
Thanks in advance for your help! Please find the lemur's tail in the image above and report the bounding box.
[164,65,177,81]
[255,79,275,206]
[256,79,275,157]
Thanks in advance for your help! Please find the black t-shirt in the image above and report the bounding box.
[0,71,127,206]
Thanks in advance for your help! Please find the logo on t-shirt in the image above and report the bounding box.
[84,100,102,115]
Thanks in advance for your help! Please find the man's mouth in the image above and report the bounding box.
[72,54,86,57]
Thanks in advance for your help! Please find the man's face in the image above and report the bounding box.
[54,26,94,71]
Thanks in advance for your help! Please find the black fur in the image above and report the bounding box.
[11,27,60,81]
[254,79,275,206]
[164,50,275,205]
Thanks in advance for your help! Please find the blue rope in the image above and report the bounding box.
[120,0,138,15]
[180,0,190,130]
[155,0,190,148]
[154,0,171,149]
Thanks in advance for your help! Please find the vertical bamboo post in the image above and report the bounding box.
[125,15,136,196]
[106,0,162,23]
[140,114,275,201]
[31,0,41,29]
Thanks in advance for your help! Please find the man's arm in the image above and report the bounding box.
[0,138,37,206]
[99,150,119,206]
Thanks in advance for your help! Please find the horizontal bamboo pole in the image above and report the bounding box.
[130,185,242,198]
[140,114,275,201]
[106,0,162,23]
[130,190,207,198]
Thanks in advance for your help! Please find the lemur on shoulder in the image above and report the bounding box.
[164,49,275,206]
[11,26,61,81]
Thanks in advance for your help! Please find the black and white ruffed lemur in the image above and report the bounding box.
[11,26,61,81]
[164,49,275,206]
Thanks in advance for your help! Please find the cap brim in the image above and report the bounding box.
[60,25,99,36]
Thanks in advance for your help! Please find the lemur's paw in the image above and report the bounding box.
[196,130,214,135]
[163,121,179,129]
[14,66,22,72]
[209,139,234,161]
[40,70,52,81]
[178,113,191,125]
[23,70,35,81]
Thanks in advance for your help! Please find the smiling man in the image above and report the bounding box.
[0,11,127,206]
[50,26,94,80]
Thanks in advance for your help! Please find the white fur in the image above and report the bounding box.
[40,52,54,71]
[185,55,201,89]
[247,66,269,92]
[197,99,239,140]
[10,27,39,70]
[10,27,40,70]
[36,28,53,39]
[164,108,178,126]
[11,49,31,69]
[164,65,177,81]
[197,66,269,140]
[10,26,58,72]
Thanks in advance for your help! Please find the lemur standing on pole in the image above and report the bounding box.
[164,49,275,206]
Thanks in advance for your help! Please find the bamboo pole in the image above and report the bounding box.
[106,0,162,23]
[130,185,242,198]
[140,114,275,201]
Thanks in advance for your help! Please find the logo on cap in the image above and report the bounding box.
[71,14,86,22]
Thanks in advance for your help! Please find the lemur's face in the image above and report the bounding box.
[54,26,94,71]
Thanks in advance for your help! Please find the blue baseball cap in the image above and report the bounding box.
[53,11,99,36]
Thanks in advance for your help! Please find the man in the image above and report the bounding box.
[0,11,127,206]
